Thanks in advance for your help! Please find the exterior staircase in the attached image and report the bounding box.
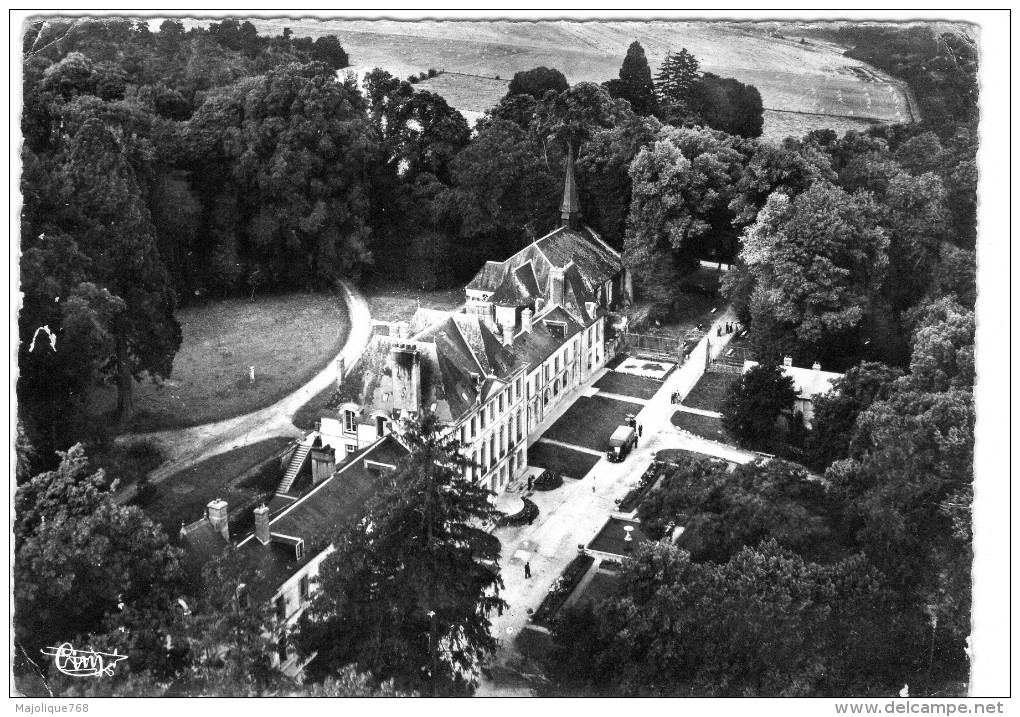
[277,443,311,494]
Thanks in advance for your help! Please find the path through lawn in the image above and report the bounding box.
[93,293,349,433]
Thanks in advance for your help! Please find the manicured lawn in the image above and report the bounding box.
[592,371,662,401]
[542,395,644,453]
[682,371,737,412]
[91,293,349,433]
[363,281,464,323]
[527,442,600,480]
[671,410,730,443]
[143,437,292,533]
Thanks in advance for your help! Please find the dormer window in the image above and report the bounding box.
[547,321,566,339]
[295,540,305,561]
[344,410,357,433]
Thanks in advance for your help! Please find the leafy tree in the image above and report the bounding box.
[507,65,569,100]
[904,297,974,394]
[722,363,797,449]
[615,41,656,115]
[576,114,661,248]
[450,118,559,258]
[183,62,378,290]
[639,456,836,563]
[13,444,185,667]
[57,117,182,423]
[806,361,904,471]
[724,183,888,363]
[624,126,746,305]
[546,541,907,697]
[729,140,834,228]
[689,72,764,138]
[296,412,506,696]
[389,90,471,182]
[311,35,348,70]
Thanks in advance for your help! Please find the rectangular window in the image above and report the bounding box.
[498,393,504,413]
[299,575,310,601]
[376,415,386,438]
[471,450,477,480]
[516,412,522,442]
[489,404,495,423]
[344,410,356,433]
[544,364,550,381]
[499,426,505,456]
[480,444,487,473]
[275,595,287,622]
[554,355,560,373]
[460,425,467,445]
[527,378,532,399]
[515,378,522,400]
[471,416,477,437]
[490,436,496,466]
[346,444,357,456]
[480,410,486,430]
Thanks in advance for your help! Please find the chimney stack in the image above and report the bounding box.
[783,356,793,367]
[310,443,336,484]
[549,267,565,307]
[391,345,422,413]
[522,308,533,333]
[207,499,230,542]
[254,504,270,545]
[812,361,822,371]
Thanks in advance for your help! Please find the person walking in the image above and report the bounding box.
[527,475,533,492]
[638,423,643,438]
[524,561,531,579]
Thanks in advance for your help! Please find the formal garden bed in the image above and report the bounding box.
[533,469,564,491]
[592,371,663,400]
[616,462,662,513]
[530,553,595,628]
[498,497,539,527]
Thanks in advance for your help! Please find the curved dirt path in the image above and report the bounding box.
[123,281,371,485]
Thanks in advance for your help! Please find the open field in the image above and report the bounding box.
[143,436,291,533]
[542,395,644,453]
[246,18,911,140]
[91,293,349,433]
[363,282,465,324]
[527,441,600,480]
[681,371,737,413]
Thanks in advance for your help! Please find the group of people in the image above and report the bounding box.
[716,321,738,337]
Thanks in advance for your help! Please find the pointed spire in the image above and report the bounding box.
[560,142,581,230]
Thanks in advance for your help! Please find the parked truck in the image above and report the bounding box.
[606,425,638,462]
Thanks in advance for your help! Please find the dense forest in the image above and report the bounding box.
[15,17,980,697]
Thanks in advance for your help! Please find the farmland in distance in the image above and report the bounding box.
[245,18,914,140]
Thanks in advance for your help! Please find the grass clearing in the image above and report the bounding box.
[527,441,600,479]
[682,372,737,413]
[575,570,623,608]
[671,410,729,443]
[143,437,292,533]
[592,371,663,401]
[364,281,465,324]
[91,293,349,433]
[542,395,644,453]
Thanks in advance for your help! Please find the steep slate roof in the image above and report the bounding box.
[466,224,621,309]
[232,434,410,603]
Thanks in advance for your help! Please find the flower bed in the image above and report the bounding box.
[530,553,595,628]
[497,497,539,527]
[533,470,564,491]
[616,463,661,513]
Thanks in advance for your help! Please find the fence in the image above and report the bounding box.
[621,332,685,361]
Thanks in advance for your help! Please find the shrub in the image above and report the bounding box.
[498,498,539,527]
[534,470,564,491]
